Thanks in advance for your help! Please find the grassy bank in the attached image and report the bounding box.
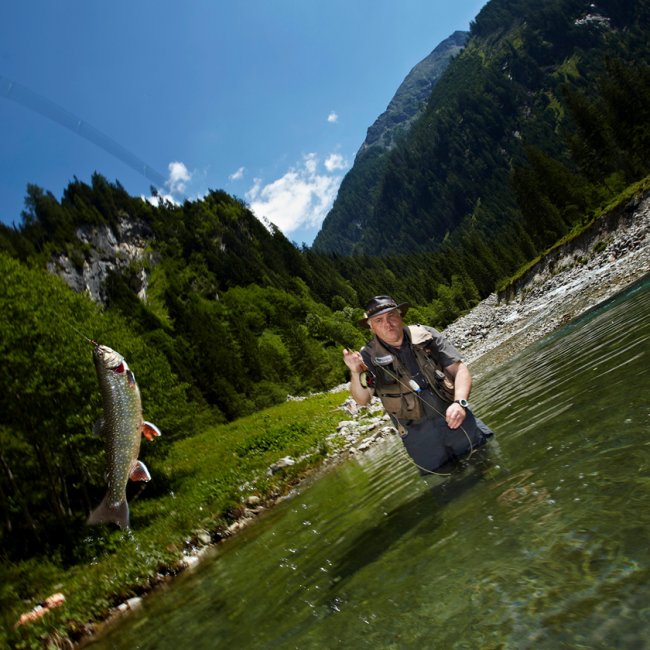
[2,390,354,649]
[496,175,650,295]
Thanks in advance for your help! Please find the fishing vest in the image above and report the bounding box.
[363,325,455,422]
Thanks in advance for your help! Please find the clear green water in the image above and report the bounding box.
[89,277,650,650]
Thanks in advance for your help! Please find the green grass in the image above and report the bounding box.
[1,390,357,649]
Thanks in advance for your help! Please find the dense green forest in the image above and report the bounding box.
[1,0,650,643]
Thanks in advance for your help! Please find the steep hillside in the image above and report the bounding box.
[314,0,650,262]
[361,30,469,152]
[312,30,468,253]
[445,181,650,377]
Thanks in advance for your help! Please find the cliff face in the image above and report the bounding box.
[46,214,155,304]
[361,30,469,153]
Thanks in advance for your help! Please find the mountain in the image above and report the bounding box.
[313,0,650,260]
[312,30,469,254]
[362,30,469,152]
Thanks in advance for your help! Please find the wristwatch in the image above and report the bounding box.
[454,398,469,409]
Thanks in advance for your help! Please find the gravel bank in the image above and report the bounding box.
[443,191,650,379]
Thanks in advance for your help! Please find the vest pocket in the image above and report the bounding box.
[381,391,423,422]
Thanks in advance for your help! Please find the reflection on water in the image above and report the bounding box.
[89,276,650,649]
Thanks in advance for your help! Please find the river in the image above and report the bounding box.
[88,276,650,649]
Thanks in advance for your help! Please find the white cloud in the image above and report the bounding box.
[143,192,176,207]
[245,152,348,235]
[304,152,318,174]
[229,166,245,181]
[142,160,193,205]
[327,111,339,123]
[166,161,191,194]
[325,153,348,172]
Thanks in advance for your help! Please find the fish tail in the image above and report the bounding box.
[87,495,130,529]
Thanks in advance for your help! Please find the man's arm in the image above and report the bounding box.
[444,361,472,429]
[445,361,472,401]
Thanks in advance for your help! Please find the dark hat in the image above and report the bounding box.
[358,295,409,328]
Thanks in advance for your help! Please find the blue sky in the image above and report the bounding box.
[0,0,486,246]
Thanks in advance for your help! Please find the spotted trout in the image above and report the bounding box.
[87,343,160,529]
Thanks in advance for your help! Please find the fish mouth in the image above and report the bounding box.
[94,344,127,372]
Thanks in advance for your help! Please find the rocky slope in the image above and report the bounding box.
[442,191,650,379]
[312,30,468,254]
[361,30,468,153]
[46,214,154,304]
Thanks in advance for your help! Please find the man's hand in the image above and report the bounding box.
[342,348,366,374]
[343,349,372,406]
[445,402,467,429]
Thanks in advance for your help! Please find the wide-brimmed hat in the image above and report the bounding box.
[358,295,409,328]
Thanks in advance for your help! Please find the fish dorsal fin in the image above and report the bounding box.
[142,421,162,441]
[129,460,151,483]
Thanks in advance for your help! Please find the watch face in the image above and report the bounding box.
[457,399,468,408]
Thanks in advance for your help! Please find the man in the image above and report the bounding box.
[343,295,494,475]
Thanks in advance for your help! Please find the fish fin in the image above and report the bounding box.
[87,495,130,529]
[93,418,105,437]
[129,460,151,482]
[142,421,161,441]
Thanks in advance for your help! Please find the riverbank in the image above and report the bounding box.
[5,392,362,649]
[443,189,650,378]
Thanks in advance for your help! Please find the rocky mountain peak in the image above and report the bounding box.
[360,30,469,154]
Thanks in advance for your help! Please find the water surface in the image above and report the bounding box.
[90,276,650,649]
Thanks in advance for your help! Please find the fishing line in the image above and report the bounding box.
[363,360,476,477]
[63,319,97,347]
[1,73,167,189]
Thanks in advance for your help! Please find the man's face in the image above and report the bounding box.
[369,309,404,346]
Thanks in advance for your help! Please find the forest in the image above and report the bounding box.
[1,0,649,644]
